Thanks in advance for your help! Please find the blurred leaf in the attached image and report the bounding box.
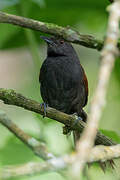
[0,0,19,10]
[100,129,120,143]
[0,6,20,49]
[31,0,45,7]
[0,28,23,49]
[0,136,40,165]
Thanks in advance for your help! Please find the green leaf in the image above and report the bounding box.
[0,136,36,165]
[31,0,45,7]
[0,0,19,10]
[100,129,120,143]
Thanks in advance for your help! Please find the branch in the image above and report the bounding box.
[0,88,116,147]
[1,144,120,179]
[0,162,54,179]
[0,11,103,50]
[0,110,53,160]
[89,144,120,163]
[71,0,120,177]
[0,108,119,179]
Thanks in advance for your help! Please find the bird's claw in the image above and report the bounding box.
[63,114,82,135]
[73,113,82,127]
[63,113,82,135]
[40,103,48,117]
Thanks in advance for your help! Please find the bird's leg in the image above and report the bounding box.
[63,113,82,136]
[72,113,82,126]
[40,102,48,117]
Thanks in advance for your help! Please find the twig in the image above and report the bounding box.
[0,11,103,50]
[0,156,66,180]
[0,162,54,179]
[0,88,116,146]
[0,110,53,160]
[71,0,120,177]
[1,144,120,179]
[89,144,120,163]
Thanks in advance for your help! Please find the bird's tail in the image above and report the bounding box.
[73,110,115,171]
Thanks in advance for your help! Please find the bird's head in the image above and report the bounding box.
[40,36,76,57]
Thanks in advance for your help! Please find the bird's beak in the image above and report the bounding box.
[40,36,54,45]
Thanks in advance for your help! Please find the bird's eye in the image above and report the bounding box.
[60,40,64,44]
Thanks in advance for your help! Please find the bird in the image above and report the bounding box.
[39,36,115,171]
[39,36,88,144]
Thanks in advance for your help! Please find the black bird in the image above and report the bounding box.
[39,36,115,170]
[39,36,88,143]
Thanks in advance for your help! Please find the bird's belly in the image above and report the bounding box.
[40,64,74,113]
[40,58,87,114]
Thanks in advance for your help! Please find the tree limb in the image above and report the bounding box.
[0,88,116,147]
[0,92,119,179]
[1,144,120,179]
[0,11,103,50]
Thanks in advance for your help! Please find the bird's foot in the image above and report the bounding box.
[63,113,82,135]
[40,103,48,117]
[72,113,82,127]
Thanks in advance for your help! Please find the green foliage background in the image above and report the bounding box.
[0,0,120,179]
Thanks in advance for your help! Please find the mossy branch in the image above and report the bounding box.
[0,11,103,50]
[0,88,116,146]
